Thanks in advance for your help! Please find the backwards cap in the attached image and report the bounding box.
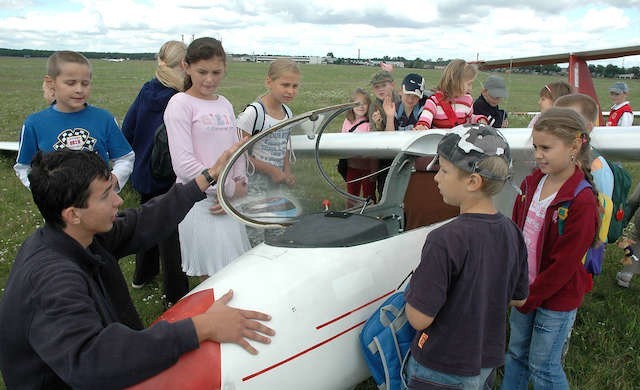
[402,73,425,97]
[433,124,512,181]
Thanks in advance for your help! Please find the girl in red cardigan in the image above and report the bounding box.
[501,108,599,389]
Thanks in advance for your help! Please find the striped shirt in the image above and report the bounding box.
[416,93,486,129]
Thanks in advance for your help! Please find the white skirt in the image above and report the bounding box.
[178,196,250,276]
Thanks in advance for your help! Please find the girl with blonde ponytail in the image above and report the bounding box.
[156,40,186,92]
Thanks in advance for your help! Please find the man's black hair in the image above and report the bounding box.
[28,150,111,228]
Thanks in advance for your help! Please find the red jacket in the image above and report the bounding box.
[606,103,633,126]
[512,167,598,313]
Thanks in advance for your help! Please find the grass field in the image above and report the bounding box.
[0,57,639,389]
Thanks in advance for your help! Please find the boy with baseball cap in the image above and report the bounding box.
[473,75,509,128]
[606,82,633,127]
[404,124,528,388]
[393,73,426,131]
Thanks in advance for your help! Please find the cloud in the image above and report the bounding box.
[0,0,638,66]
[582,7,628,31]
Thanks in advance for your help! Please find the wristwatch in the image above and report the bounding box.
[201,169,217,187]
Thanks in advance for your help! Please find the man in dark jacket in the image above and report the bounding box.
[0,146,273,389]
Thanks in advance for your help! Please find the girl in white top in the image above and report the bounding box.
[236,59,301,246]
[164,37,249,278]
[236,59,301,191]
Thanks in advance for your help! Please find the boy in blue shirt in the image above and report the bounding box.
[393,73,427,131]
[14,51,134,191]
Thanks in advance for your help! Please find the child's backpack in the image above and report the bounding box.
[244,100,293,136]
[360,274,415,390]
[150,123,176,181]
[558,180,611,275]
[603,158,632,243]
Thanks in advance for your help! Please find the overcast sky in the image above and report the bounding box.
[1,0,639,66]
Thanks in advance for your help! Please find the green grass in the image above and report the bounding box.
[1,57,640,389]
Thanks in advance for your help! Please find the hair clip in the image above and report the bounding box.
[575,132,588,144]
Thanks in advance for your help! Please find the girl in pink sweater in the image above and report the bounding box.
[164,37,250,278]
[341,88,377,206]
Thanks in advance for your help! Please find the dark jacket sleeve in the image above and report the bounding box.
[28,257,199,389]
[122,89,142,144]
[100,179,206,259]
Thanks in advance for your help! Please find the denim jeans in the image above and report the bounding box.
[501,306,577,390]
[403,355,493,389]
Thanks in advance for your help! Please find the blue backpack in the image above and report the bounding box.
[360,274,415,390]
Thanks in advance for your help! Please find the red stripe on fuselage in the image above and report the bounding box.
[315,289,395,330]
[242,320,366,382]
[241,289,396,382]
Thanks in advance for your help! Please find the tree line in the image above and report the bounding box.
[2,48,638,78]
[0,48,155,60]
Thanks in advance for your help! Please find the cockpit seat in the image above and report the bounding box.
[268,211,390,248]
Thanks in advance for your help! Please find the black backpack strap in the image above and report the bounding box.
[348,119,369,132]
[245,102,265,136]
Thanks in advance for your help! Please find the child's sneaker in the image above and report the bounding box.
[616,271,633,288]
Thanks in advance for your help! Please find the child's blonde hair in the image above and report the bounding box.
[46,51,91,78]
[474,157,509,196]
[346,88,371,122]
[156,40,186,92]
[258,59,301,101]
[450,156,509,196]
[267,59,301,81]
[539,81,572,101]
[534,107,601,246]
[554,93,599,127]
[437,59,477,99]
[533,107,593,185]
